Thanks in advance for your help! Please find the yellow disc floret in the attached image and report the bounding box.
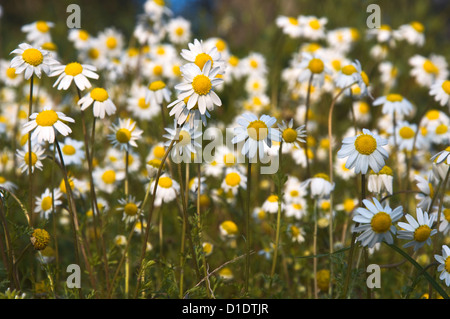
[22,48,44,67]
[354,134,377,155]
[247,120,268,141]
[36,110,58,127]
[371,212,392,233]
[64,62,83,76]
[192,74,212,95]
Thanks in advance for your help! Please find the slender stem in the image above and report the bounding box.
[270,142,283,282]
[197,161,210,298]
[28,75,34,226]
[178,163,187,299]
[313,198,319,299]
[244,160,252,294]
[304,74,314,179]
[134,139,176,298]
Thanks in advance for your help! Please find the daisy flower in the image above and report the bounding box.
[50,62,99,91]
[285,201,307,219]
[297,53,330,88]
[397,208,437,251]
[352,197,403,248]
[22,106,74,144]
[219,220,238,239]
[118,196,143,223]
[241,52,267,76]
[232,113,280,160]
[34,188,63,219]
[278,119,307,148]
[372,93,414,117]
[145,80,171,106]
[367,166,394,195]
[300,15,327,40]
[390,121,424,152]
[0,176,16,192]
[180,38,225,75]
[16,144,45,174]
[221,169,247,195]
[56,137,85,166]
[127,84,160,121]
[167,95,211,128]
[430,80,450,107]
[434,245,450,287]
[261,194,282,214]
[439,208,450,235]
[21,21,54,45]
[97,27,123,58]
[409,54,448,87]
[202,242,214,257]
[431,146,450,165]
[166,17,191,44]
[93,167,125,194]
[78,87,117,119]
[415,173,438,211]
[352,101,371,124]
[108,118,143,151]
[301,173,335,199]
[68,29,91,50]
[0,60,23,87]
[151,174,180,207]
[367,24,395,45]
[175,60,223,115]
[10,43,58,79]
[337,128,389,174]
[394,21,425,47]
[276,15,302,38]
[336,198,359,215]
[163,121,202,162]
[334,60,363,90]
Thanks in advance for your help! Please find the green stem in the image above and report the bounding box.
[244,160,252,294]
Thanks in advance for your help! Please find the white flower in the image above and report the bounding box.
[21,21,54,45]
[56,137,85,166]
[221,169,247,195]
[276,15,302,38]
[10,43,58,79]
[16,144,45,174]
[409,54,448,87]
[394,21,425,47]
[300,15,327,40]
[397,208,437,251]
[163,120,202,162]
[262,194,283,214]
[34,188,63,219]
[93,167,125,194]
[118,196,143,223]
[22,106,74,144]
[127,84,160,121]
[301,173,335,199]
[180,38,225,73]
[352,198,403,248]
[367,166,394,195]
[372,93,414,117]
[278,119,307,148]
[145,80,171,106]
[430,80,450,107]
[175,60,223,115]
[108,118,143,151]
[337,128,388,174]
[50,62,98,91]
[431,146,450,165]
[151,174,180,207]
[232,112,280,160]
[78,87,117,119]
[434,245,450,287]
[334,60,363,90]
[166,17,191,44]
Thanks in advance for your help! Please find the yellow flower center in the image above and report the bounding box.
[106,37,117,49]
[309,19,321,30]
[429,183,434,199]
[435,124,448,135]
[78,30,89,41]
[102,170,116,184]
[413,225,431,242]
[341,65,357,75]
[22,48,44,67]
[65,62,83,76]
[41,196,52,211]
[386,93,403,102]
[6,67,17,79]
[225,172,241,187]
[282,128,298,143]
[359,102,370,114]
[250,59,258,69]
[149,80,166,91]
[247,120,268,141]
[172,65,181,76]
[343,199,356,212]
[331,60,341,71]
[445,256,450,273]
[154,0,165,6]
[192,74,212,96]
[290,190,299,197]
[138,97,150,109]
[153,65,163,76]
[194,53,213,70]
[221,221,238,234]
[116,128,132,144]
[41,42,57,51]
[290,225,300,237]
[354,134,377,155]
[177,130,191,146]
[267,195,279,203]
[380,25,392,31]
[288,17,299,25]
[124,203,138,216]
[411,21,424,33]
[36,110,58,127]
[147,158,162,169]
[292,203,302,210]
[423,60,439,74]
[62,145,76,156]
[229,56,239,67]
[158,176,173,188]
[175,27,184,36]
[36,21,50,33]
[361,71,369,86]
[216,39,226,52]
[443,208,450,223]
[308,58,324,74]
[378,166,393,176]
[314,173,330,181]
[371,212,392,233]
[31,228,50,250]
[399,126,415,139]
[153,146,165,159]
[88,48,99,59]
[441,80,450,95]
[24,152,38,166]
[224,153,236,166]
[426,110,440,120]
[0,176,5,183]
[90,88,109,102]
[321,201,331,210]
[203,242,213,254]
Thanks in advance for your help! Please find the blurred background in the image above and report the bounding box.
[1,0,450,61]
